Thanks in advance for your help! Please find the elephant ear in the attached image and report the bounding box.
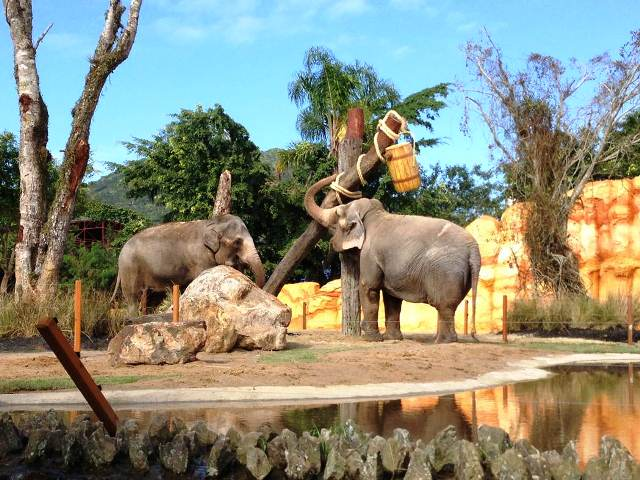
[339,212,365,250]
[203,224,221,252]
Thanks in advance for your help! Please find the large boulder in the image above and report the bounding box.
[108,321,206,366]
[180,266,291,353]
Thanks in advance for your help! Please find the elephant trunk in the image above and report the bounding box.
[304,174,340,228]
[241,241,266,288]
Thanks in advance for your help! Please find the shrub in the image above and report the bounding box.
[508,295,640,332]
[0,289,125,339]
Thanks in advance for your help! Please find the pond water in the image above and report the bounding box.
[14,363,640,466]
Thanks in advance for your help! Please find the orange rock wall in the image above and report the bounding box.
[278,177,640,334]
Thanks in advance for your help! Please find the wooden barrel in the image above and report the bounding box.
[384,142,421,192]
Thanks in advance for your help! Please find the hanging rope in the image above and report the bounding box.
[330,109,410,202]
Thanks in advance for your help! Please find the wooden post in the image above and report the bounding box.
[302,301,308,330]
[37,317,119,436]
[628,295,634,346]
[502,295,508,343]
[140,288,147,316]
[74,280,82,355]
[339,108,365,337]
[172,284,180,323]
[211,170,232,217]
[464,299,469,336]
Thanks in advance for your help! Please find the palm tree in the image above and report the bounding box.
[288,47,400,157]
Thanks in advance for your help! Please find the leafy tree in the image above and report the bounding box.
[594,110,640,179]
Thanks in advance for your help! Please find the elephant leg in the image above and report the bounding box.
[383,292,403,341]
[435,306,458,344]
[359,285,383,342]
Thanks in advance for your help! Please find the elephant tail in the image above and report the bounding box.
[469,244,481,337]
[109,271,121,305]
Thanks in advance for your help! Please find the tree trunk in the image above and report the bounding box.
[4,0,142,299]
[264,114,402,295]
[211,170,232,217]
[4,0,50,301]
[339,108,364,336]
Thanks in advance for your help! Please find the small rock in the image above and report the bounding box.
[148,415,172,447]
[207,434,236,477]
[542,450,581,480]
[478,425,512,462]
[237,445,272,480]
[85,424,117,468]
[490,448,529,480]
[298,432,321,475]
[129,434,151,472]
[455,439,483,480]
[0,414,23,457]
[190,420,218,449]
[116,418,141,454]
[381,434,410,474]
[323,447,347,480]
[405,447,433,480]
[159,432,190,474]
[266,435,288,471]
[583,457,609,480]
[23,429,51,464]
[345,449,365,478]
[426,425,457,472]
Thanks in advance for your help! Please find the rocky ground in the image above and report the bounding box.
[0,331,550,391]
[1,410,638,478]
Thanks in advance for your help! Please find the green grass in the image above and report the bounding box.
[508,341,640,354]
[0,375,155,394]
[258,346,351,364]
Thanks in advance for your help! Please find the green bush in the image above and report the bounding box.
[508,295,639,332]
[60,242,118,292]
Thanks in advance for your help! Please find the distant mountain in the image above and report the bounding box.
[88,151,284,222]
[86,171,167,223]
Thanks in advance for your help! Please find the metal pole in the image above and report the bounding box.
[302,301,308,330]
[172,285,180,323]
[502,295,508,343]
[628,295,634,346]
[74,280,82,355]
[37,317,119,436]
[464,299,469,336]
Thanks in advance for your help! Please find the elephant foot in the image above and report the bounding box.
[362,331,384,342]
[434,332,458,344]
[383,330,403,341]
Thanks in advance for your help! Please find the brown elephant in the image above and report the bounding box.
[304,174,480,343]
[110,214,265,316]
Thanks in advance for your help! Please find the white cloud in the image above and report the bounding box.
[151,0,371,45]
[456,21,478,33]
[391,45,413,58]
[41,32,93,56]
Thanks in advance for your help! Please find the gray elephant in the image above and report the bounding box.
[110,214,265,316]
[304,175,481,343]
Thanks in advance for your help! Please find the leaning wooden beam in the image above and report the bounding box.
[37,317,119,436]
[264,115,402,295]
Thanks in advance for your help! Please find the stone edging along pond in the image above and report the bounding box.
[1,411,639,478]
[1,353,639,410]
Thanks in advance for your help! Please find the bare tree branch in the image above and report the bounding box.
[33,22,53,50]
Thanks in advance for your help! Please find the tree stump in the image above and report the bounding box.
[211,170,232,217]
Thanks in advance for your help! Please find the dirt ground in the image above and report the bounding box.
[0,331,555,392]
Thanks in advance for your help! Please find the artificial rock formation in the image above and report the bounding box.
[109,266,291,364]
[180,266,291,353]
[108,321,206,366]
[279,176,640,334]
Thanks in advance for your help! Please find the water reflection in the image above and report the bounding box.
[32,363,640,466]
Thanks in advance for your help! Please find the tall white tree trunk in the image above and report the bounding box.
[3,0,143,299]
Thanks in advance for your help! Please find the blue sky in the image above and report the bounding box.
[1,0,638,180]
